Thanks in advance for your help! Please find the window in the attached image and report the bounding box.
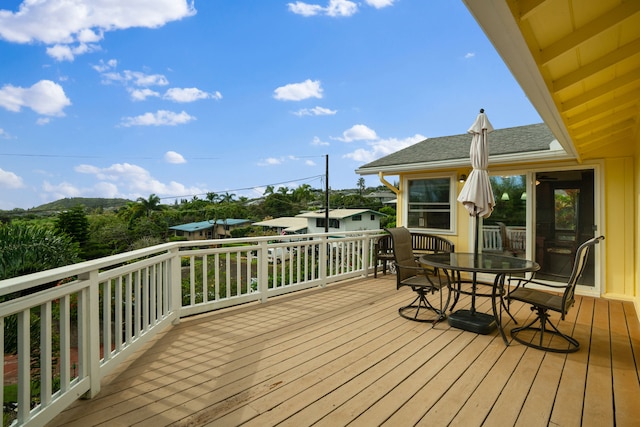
[352,215,362,221]
[316,218,340,229]
[407,177,452,231]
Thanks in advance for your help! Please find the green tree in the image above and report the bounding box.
[86,213,133,257]
[55,205,90,248]
[137,194,162,217]
[0,223,80,280]
[357,177,366,195]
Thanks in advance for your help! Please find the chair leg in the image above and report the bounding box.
[398,286,450,325]
[510,307,579,353]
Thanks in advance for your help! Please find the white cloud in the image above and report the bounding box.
[258,157,283,166]
[93,181,120,198]
[73,162,205,198]
[0,128,12,138]
[311,136,330,146]
[42,180,83,199]
[326,0,358,17]
[465,52,475,59]
[102,70,169,87]
[289,0,392,17]
[333,124,377,142]
[164,151,186,164]
[37,117,51,125]
[287,2,324,16]
[92,59,118,73]
[46,42,99,62]
[0,80,71,116]
[273,79,323,101]
[293,106,336,116]
[0,0,196,60]
[120,110,195,127]
[343,134,425,163]
[163,87,222,103]
[129,88,160,101]
[0,168,24,189]
[365,0,395,8]
[305,160,316,166]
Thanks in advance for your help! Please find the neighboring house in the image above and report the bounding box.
[364,190,397,205]
[296,209,385,234]
[357,0,639,317]
[169,219,251,240]
[252,217,308,235]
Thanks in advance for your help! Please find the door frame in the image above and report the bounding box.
[479,161,604,296]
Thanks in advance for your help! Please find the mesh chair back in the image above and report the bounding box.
[562,235,604,312]
[386,227,417,282]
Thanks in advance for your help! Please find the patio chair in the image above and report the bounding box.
[386,227,453,323]
[373,234,395,278]
[508,235,604,352]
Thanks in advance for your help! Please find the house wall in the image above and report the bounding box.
[636,150,640,316]
[305,216,381,234]
[392,159,638,302]
[602,157,635,301]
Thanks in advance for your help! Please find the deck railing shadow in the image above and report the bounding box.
[0,230,383,426]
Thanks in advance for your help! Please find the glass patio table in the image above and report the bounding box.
[419,252,540,345]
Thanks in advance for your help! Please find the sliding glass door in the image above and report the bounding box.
[534,169,596,286]
[480,168,597,290]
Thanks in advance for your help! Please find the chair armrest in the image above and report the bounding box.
[508,276,568,290]
[393,262,434,276]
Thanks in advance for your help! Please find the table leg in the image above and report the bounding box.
[492,273,510,345]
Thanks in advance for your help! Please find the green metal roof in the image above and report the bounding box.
[169,219,251,232]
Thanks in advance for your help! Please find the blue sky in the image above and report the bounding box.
[0,0,541,210]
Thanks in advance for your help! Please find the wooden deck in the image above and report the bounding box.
[49,275,640,427]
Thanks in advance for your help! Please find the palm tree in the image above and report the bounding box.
[357,177,366,195]
[221,192,236,204]
[137,194,162,217]
[206,192,220,203]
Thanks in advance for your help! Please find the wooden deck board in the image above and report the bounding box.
[48,275,640,427]
[583,298,615,426]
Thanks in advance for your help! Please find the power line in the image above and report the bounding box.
[158,174,325,201]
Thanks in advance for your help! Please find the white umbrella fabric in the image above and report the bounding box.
[457,109,494,253]
[449,109,495,328]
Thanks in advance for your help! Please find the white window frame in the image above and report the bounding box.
[402,173,457,235]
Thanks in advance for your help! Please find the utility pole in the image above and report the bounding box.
[325,154,329,233]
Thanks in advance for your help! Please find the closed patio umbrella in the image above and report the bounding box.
[457,108,495,253]
[449,109,497,333]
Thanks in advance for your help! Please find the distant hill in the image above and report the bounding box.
[2,198,132,215]
[37,197,131,211]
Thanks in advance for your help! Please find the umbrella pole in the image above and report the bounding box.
[471,210,479,315]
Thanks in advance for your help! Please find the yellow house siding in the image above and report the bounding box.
[636,150,640,316]
[603,157,635,299]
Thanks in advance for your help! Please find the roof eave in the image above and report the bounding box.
[462,0,580,161]
[356,148,572,176]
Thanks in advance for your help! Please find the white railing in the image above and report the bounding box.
[0,231,382,426]
[482,225,527,254]
[483,226,502,251]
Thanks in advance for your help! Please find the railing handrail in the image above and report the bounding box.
[1,229,385,426]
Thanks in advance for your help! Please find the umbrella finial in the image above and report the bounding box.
[479,108,484,113]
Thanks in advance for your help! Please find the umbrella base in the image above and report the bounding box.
[448,309,497,335]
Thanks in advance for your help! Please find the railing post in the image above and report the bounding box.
[319,234,328,287]
[83,270,101,399]
[258,241,269,302]
[170,247,182,324]
[363,234,371,277]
